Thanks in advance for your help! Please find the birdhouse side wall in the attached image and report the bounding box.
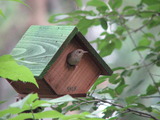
[7,79,56,96]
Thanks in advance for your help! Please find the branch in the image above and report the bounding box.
[126,62,154,71]
[132,15,155,33]
[141,96,160,99]
[76,98,158,120]
[151,73,160,77]
[29,104,35,120]
[118,15,160,95]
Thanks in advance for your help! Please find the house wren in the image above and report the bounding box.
[67,49,88,66]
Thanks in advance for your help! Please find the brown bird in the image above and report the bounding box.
[67,49,88,66]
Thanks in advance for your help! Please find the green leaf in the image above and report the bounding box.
[108,117,119,120]
[8,110,63,120]
[0,9,6,18]
[115,84,128,95]
[121,70,133,76]
[90,76,107,90]
[77,18,97,35]
[99,42,115,57]
[115,26,125,35]
[96,6,109,14]
[87,0,107,7]
[156,54,160,66]
[4,0,29,7]
[143,33,155,39]
[0,101,6,105]
[146,85,158,95]
[60,112,89,120]
[115,78,127,95]
[132,46,150,51]
[123,9,137,16]
[154,41,160,47]
[114,39,122,49]
[100,18,108,30]
[0,107,22,117]
[154,46,160,52]
[103,106,117,118]
[138,37,151,46]
[145,53,156,60]
[108,73,121,84]
[98,88,117,98]
[125,96,138,104]
[68,10,96,16]
[48,95,76,104]
[139,12,154,18]
[48,14,74,23]
[135,103,152,112]
[148,4,160,12]
[10,94,39,109]
[109,0,123,9]
[80,103,94,111]
[0,55,38,88]
[85,118,104,120]
[123,6,135,11]
[75,0,83,7]
[142,0,160,5]
[112,67,125,71]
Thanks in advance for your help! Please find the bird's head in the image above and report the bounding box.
[74,49,88,58]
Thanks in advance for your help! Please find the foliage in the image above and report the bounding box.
[0,55,38,87]
[0,94,104,120]
[49,0,160,119]
[1,0,160,120]
[0,0,29,7]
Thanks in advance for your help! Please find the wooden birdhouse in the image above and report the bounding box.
[8,25,113,98]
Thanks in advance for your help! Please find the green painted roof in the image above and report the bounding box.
[11,26,78,78]
[11,25,112,79]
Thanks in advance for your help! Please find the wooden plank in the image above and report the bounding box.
[11,26,78,78]
[18,93,86,98]
[44,38,101,95]
[7,78,56,95]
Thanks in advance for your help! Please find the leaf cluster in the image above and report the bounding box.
[48,0,160,119]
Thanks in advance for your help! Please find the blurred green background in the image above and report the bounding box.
[0,1,160,120]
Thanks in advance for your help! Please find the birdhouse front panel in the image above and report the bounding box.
[44,38,101,95]
[8,25,112,98]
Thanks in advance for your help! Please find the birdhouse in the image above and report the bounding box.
[8,25,113,98]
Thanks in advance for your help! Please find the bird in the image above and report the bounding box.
[66,49,88,66]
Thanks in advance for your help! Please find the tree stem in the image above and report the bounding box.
[76,98,158,120]
[121,19,160,95]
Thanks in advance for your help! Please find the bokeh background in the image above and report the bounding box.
[0,1,159,119]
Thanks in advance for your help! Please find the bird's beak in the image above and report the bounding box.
[83,51,88,54]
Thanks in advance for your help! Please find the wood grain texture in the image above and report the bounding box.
[7,79,56,95]
[18,93,86,99]
[44,38,101,95]
[11,26,78,78]
[76,32,113,75]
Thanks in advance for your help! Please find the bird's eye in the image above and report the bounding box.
[78,51,81,53]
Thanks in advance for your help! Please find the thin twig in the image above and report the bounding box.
[151,74,160,77]
[126,62,154,71]
[29,104,35,120]
[94,98,158,120]
[141,96,160,99]
[74,98,158,120]
[132,15,155,33]
[119,16,160,95]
